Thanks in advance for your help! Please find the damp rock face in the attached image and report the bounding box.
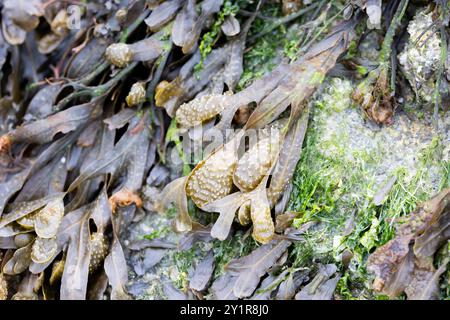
[398,9,441,103]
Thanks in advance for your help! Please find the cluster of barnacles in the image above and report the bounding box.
[351,1,449,125]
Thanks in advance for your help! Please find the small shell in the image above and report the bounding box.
[176,94,230,128]
[221,15,240,37]
[186,138,239,208]
[126,82,146,107]
[115,8,128,24]
[105,43,134,67]
[89,233,109,274]
[31,237,58,264]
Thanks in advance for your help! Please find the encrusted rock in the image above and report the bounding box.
[105,43,134,67]
[126,82,146,107]
[398,9,441,102]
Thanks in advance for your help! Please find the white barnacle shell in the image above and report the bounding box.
[105,43,134,68]
[126,82,146,107]
[397,9,441,102]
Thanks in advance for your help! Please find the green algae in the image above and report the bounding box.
[287,77,449,299]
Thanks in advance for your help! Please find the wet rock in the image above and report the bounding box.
[398,8,441,103]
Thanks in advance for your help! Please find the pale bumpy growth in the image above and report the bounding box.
[186,143,238,208]
[89,233,109,274]
[398,9,441,102]
[250,192,274,244]
[234,136,279,192]
[31,237,57,264]
[126,82,146,107]
[105,43,134,68]
[175,94,229,127]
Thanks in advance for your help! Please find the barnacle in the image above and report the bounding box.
[105,43,134,68]
[233,134,279,192]
[126,82,146,107]
[89,232,109,274]
[398,9,441,102]
[0,273,7,300]
[31,237,57,264]
[186,137,240,208]
[175,94,230,128]
[115,8,128,24]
